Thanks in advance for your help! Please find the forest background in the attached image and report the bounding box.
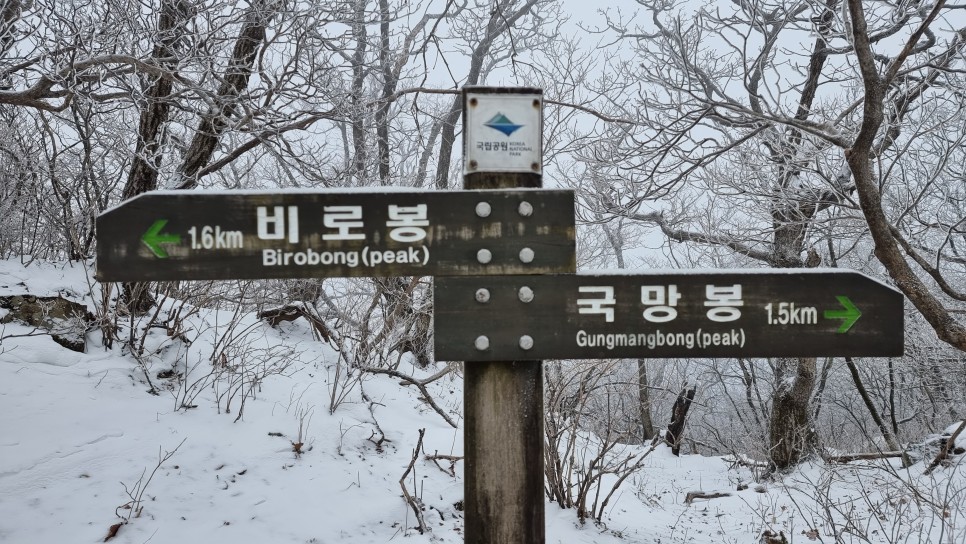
[1,0,965,542]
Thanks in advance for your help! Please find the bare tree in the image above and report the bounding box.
[545,360,660,524]
[175,0,282,189]
[574,0,966,470]
[843,0,966,351]
[121,0,193,199]
[431,0,556,189]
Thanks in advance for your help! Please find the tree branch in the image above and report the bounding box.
[628,211,775,264]
[888,225,966,302]
[358,366,458,428]
[845,0,966,351]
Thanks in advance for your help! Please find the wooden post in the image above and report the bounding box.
[462,87,545,544]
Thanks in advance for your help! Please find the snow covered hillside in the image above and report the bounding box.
[1,259,964,544]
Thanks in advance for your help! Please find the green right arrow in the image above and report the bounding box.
[141,219,181,259]
[824,296,862,333]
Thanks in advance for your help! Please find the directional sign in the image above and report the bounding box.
[96,189,575,281]
[434,270,904,361]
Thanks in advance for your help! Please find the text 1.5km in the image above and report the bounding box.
[764,302,818,325]
[188,226,244,250]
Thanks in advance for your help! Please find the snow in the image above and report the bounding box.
[99,188,572,216]
[1,259,963,544]
[581,267,884,277]
[575,268,903,294]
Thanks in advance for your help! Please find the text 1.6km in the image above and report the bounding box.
[188,226,244,250]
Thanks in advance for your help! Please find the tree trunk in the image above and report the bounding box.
[845,0,966,352]
[121,281,155,315]
[738,358,764,427]
[349,0,368,185]
[666,385,696,456]
[844,357,903,452]
[638,359,655,441]
[119,0,191,314]
[768,357,817,472]
[888,358,900,436]
[376,0,392,186]
[811,357,833,421]
[177,0,278,188]
[0,0,20,59]
[121,0,189,199]
[433,0,542,190]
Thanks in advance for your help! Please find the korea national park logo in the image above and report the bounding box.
[484,113,524,136]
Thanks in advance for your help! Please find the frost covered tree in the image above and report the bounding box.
[577,0,966,470]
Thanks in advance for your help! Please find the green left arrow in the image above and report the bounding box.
[142,219,181,259]
[824,296,862,333]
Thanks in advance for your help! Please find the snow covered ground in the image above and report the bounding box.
[1,259,963,544]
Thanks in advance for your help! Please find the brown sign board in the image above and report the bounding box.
[96,189,575,281]
[434,271,904,361]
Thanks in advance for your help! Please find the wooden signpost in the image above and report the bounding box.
[96,189,575,281]
[96,86,907,544]
[434,271,904,361]
[461,87,549,544]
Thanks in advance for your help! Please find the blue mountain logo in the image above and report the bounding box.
[484,113,523,136]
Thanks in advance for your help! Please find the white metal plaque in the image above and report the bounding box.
[464,92,543,174]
